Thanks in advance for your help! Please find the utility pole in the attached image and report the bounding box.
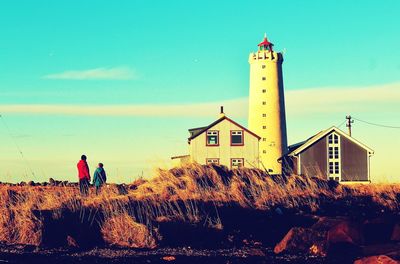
[346,115,354,137]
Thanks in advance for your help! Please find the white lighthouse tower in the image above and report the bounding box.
[248,34,288,174]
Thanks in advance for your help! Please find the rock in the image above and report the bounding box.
[354,255,399,264]
[67,235,79,248]
[327,220,363,259]
[312,216,347,232]
[391,223,400,241]
[162,256,176,261]
[27,181,36,186]
[49,178,55,186]
[274,227,326,256]
[327,220,363,245]
[116,184,128,195]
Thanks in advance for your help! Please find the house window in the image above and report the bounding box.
[206,158,219,165]
[262,150,266,154]
[262,101,266,105]
[262,89,266,93]
[262,114,266,117]
[262,65,266,69]
[206,130,219,146]
[262,126,266,129]
[262,77,266,81]
[334,147,339,159]
[328,147,333,159]
[231,130,244,146]
[262,138,266,141]
[327,132,341,181]
[231,158,244,169]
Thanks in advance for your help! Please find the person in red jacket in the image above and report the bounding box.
[77,154,90,196]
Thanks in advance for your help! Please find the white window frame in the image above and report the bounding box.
[230,130,244,146]
[206,158,219,165]
[327,132,341,182]
[231,158,244,169]
[206,130,219,146]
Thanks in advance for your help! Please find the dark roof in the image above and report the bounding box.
[286,126,374,157]
[188,126,208,139]
[188,115,261,141]
[171,155,190,160]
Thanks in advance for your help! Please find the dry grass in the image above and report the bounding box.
[101,213,157,248]
[0,162,398,247]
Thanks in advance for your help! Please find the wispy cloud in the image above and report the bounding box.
[0,99,247,117]
[285,82,400,116]
[42,67,136,80]
[0,82,399,117]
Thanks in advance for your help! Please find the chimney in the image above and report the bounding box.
[219,106,225,118]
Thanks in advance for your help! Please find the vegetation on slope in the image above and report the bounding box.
[0,163,399,248]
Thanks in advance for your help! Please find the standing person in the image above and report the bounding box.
[77,154,90,196]
[93,163,107,195]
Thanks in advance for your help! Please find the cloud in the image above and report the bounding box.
[0,82,399,117]
[0,98,247,118]
[285,82,400,116]
[42,67,136,80]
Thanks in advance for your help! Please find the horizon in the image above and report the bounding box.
[0,0,399,183]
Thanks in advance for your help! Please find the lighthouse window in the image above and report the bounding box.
[206,130,219,146]
[262,150,267,154]
[262,77,266,81]
[262,89,266,93]
[262,101,266,105]
[262,126,266,129]
[262,65,266,69]
[262,138,266,141]
[262,114,266,117]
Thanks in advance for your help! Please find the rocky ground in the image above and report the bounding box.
[0,244,325,264]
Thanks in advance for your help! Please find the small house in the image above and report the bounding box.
[282,126,374,183]
[172,109,261,169]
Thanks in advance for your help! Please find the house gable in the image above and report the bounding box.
[188,116,261,142]
[288,126,374,157]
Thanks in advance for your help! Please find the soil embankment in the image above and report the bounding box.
[1,164,399,263]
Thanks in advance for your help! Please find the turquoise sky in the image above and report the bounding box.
[0,0,399,183]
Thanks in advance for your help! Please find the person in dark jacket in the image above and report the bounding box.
[77,155,90,196]
[93,163,107,195]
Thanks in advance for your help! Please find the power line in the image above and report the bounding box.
[353,117,400,129]
[0,114,36,178]
[337,120,346,129]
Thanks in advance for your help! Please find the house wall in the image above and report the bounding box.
[189,119,259,168]
[299,137,327,179]
[341,136,369,181]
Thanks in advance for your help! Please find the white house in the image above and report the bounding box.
[172,109,260,169]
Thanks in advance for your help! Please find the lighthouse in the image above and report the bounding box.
[248,34,288,174]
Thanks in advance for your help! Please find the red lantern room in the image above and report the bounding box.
[258,33,274,52]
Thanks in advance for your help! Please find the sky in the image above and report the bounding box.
[0,0,399,183]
